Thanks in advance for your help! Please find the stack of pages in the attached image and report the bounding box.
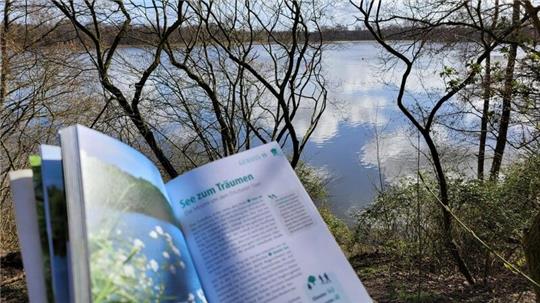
[9,125,371,303]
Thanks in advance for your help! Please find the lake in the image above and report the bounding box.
[299,41,423,221]
[113,41,511,223]
[297,42,519,221]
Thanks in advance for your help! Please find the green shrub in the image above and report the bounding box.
[319,207,354,254]
[352,152,540,278]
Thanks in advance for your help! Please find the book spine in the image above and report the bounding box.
[60,126,92,303]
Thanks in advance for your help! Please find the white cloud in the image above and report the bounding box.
[360,128,424,181]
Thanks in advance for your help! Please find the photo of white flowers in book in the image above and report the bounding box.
[81,153,205,303]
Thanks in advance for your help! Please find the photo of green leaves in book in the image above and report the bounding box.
[79,153,205,302]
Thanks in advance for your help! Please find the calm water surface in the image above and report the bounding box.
[301,42,416,220]
[118,42,483,222]
[300,42,513,221]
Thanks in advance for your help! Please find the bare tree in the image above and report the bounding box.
[0,1,101,251]
[352,0,532,284]
[180,0,328,168]
[49,0,328,174]
[50,0,184,177]
[490,0,521,180]
[478,0,499,180]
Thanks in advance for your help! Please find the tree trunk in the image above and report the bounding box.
[423,131,476,285]
[524,211,540,302]
[478,0,499,180]
[521,1,540,36]
[478,54,490,180]
[0,0,10,106]
[490,0,520,181]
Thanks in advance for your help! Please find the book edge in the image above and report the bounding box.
[60,125,92,303]
[9,169,49,303]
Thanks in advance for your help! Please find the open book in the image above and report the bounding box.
[9,125,372,303]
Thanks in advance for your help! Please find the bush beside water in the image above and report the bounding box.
[308,153,540,301]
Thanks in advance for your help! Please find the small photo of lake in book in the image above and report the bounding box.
[78,141,206,302]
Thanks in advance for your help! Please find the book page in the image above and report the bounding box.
[9,170,49,303]
[166,142,372,303]
[29,155,55,302]
[65,125,206,302]
[40,145,70,302]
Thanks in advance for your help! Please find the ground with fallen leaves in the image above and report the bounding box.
[352,253,536,302]
[1,251,536,302]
